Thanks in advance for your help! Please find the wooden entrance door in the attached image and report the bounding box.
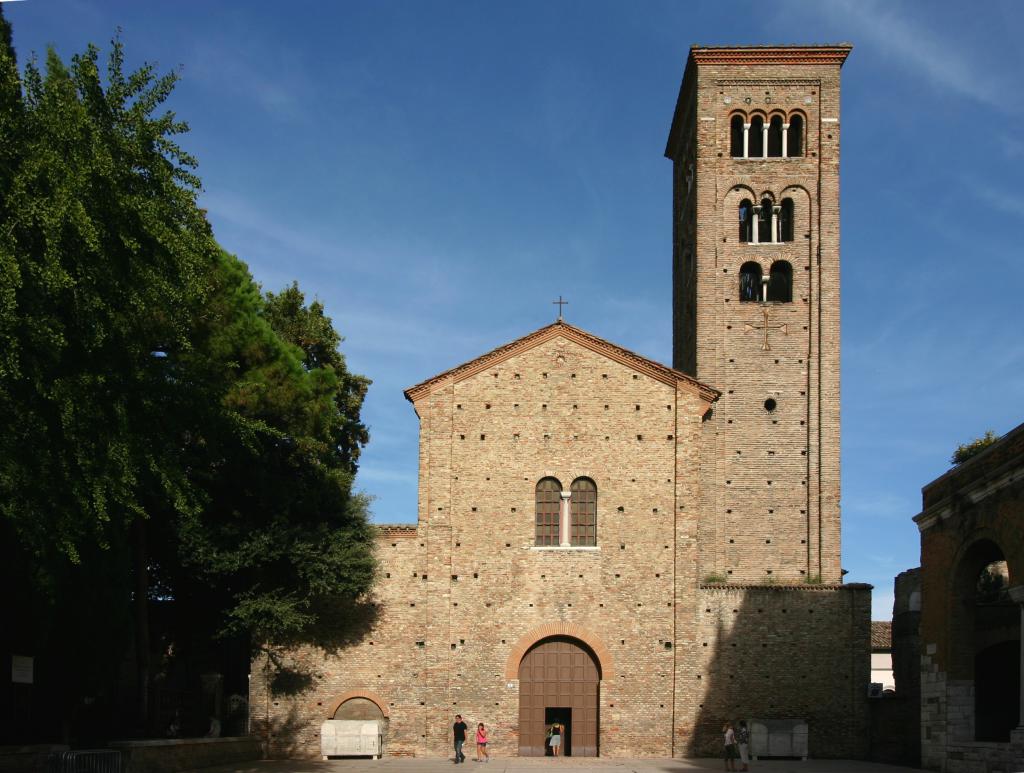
[518,637,599,756]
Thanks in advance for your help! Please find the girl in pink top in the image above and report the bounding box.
[476,723,489,762]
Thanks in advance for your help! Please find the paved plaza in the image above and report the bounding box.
[183,759,925,773]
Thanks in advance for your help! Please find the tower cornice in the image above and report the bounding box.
[689,44,852,67]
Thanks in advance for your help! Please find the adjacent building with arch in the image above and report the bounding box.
[251,44,873,761]
[912,422,1024,771]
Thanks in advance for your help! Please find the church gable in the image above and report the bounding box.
[404,321,718,408]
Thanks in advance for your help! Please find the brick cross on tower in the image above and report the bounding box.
[744,307,788,351]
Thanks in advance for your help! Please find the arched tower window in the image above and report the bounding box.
[739,262,762,302]
[730,115,744,158]
[569,478,597,547]
[749,116,764,158]
[768,115,784,157]
[767,261,793,302]
[738,199,753,242]
[757,198,773,243]
[780,198,794,242]
[535,477,562,546]
[788,114,804,157]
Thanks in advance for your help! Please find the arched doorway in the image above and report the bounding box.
[518,636,600,757]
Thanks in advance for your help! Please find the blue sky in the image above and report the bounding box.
[9,1,1023,620]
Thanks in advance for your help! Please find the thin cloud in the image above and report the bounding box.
[187,38,312,121]
[999,135,1024,159]
[356,466,418,485]
[797,0,1014,112]
[964,181,1024,219]
[844,492,917,520]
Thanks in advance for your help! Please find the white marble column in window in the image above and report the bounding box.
[559,491,572,547]
[772,205,781,244]
[782,123,790,158]
[752,206,761,244]
[742,123,750,159]
[761,276,769,303]
[762,124,769,158]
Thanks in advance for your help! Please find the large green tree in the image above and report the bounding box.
[0,12,376,740]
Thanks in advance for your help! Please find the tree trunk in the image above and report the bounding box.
[132,516,150,735]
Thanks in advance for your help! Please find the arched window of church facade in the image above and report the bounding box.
[779,198,795,242]
[570,477,597,547]
[738,199,754,242]
[730,114,745,158]
[757,197,774,244]
[788,113,804,157]
[749,115,765,158]
[767,260,793,303]
[739,262,762,302]
[727,110,807,159]
[535,477,562,546]
[768,115,784,157]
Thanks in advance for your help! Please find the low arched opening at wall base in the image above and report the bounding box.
[327,690,390,720]
[508,624,610,758]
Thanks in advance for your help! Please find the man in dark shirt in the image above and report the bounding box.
[452,714,468,763]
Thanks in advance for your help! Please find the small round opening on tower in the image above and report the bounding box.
[764,398,777,413]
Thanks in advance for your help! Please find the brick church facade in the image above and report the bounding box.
[253,44,872,759]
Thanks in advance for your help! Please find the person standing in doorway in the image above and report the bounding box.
[475,722,489,762]
[736,720,750,771]
[723,721,738,771]
[453,714,468,763]
[548,722,562,758]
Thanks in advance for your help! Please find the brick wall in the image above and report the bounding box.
[668,52,847,586]
[683,584,871,759]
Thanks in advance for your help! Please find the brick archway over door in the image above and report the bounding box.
[505,623,613,679]
[518,637,600,757]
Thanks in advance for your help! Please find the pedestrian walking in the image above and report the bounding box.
[736,720,750,771]
[548,722,562,757]
[453,714,468,763]
[723,721,738,771]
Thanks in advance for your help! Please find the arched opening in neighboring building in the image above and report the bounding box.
[780,198,794,242]
[757,197,773,243]
[951,540,1020,742]
[730,114,745,157]
[535,477,562,546]
[788,114,804,157]
[767,261,792,302]
[749,115,764,157]
[518,636,600,757]
[739,262,762,302]
[738,199,754,242]
[569,477,597,546]
[768,115,784,157]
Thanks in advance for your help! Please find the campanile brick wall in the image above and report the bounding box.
[665,46,850,586]
[251,45,871,762]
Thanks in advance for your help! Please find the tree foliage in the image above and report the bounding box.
[951,430,999,466]
[0,10,376,738]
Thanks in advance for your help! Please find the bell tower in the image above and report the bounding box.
[665,45,851,585]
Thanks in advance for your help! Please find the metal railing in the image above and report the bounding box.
[47,749,123,773]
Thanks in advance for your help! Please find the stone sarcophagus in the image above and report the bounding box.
[320,719,384,759]
[749,719,808,760]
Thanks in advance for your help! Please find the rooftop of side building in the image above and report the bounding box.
[915,420,1024,517]
[871,620,892,650]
